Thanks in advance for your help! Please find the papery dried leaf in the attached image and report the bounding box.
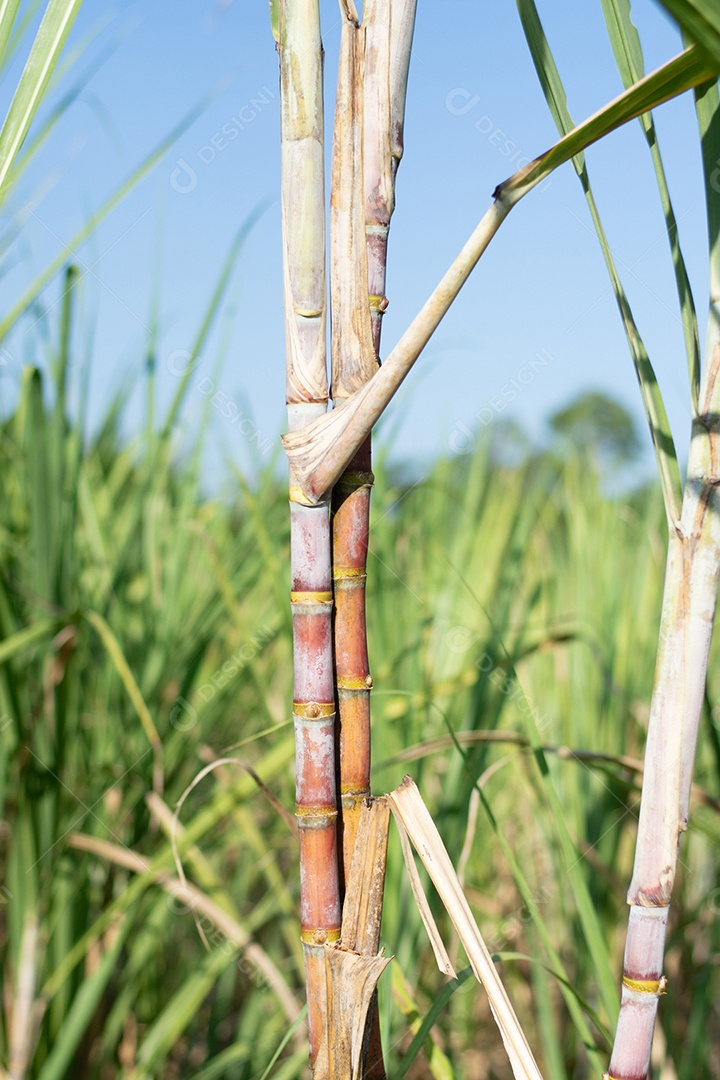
[342,798,390,955]
[314,947,391,1080]
[388,777,544,1080]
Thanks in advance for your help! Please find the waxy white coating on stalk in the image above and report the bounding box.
[628,324,720,908]
[279,1,340,1065]
[606,908,668,1080]
[387,0,417,176]
[609,306,720,1080]
[295,719,337,805]
[363,0,393,228]
[280,1,327,404]
[330,12,377,398]
[622,906,668,978]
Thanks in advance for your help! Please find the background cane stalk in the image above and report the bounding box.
[605,76,720,1080]
[509,4,720,1072]
[278,0,341,1066]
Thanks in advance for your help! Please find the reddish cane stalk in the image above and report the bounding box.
[330,9,416,1075]
[332,0,417,887]
[331,3,378,885]
[278,1,341,1065]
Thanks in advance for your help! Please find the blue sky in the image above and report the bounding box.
[0,0,711,481]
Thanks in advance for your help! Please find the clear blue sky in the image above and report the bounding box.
[0,0,710,481]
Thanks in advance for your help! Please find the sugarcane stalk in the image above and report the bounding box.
[284,47,716,504]
[329,7,415,1075]
[278,1,341,1066]
[330,0,377,888]
[606,144,720,1079]
[331,0,416,885]
[605,344,720,1078]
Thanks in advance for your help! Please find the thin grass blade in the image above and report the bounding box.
[657,0,720,64]
[0,0,83,203]
[516,0,683,524]
[0,94,216,338]
[601,0,701,410]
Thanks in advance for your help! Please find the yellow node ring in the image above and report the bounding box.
[290,591,333,604]
[301,928,341,946]
[622,976,666,995]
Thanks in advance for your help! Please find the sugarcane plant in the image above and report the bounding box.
[273,0,720,1075]
[514,4,720,1077]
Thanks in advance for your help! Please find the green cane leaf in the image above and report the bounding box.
[269,0,279,42]
[514,0,684,525]
[0,0,83,205]
[601,0,701,409]
[656,0,720,65]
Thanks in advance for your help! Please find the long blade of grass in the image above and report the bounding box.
[42,740,294,1003]
[506,43,717,193]
[394,965,471,1080]
[2,1,47,80]
[0,0,21,65]
[657,0,720,64]
[255,1009,308,1080]
[0,616,60,665]
[35,918,129,1080]
[160,200,271,439]
[696,78,720,297]
[83,609,163,792]
[491,642,619,1024]
[7,37,118,193]
[129,946,236,1079]
[437,720,610,1069]
[0,95,214,338]
[516,0,683,524]
[601,0,701,410]
[0,0,83,204]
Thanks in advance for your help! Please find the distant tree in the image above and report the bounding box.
[549,390,641,468]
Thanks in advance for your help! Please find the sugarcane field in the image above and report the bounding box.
[1,1,720,1077]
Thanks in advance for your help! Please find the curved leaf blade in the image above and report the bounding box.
[657,0,720,65]
[0,0,83,204]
